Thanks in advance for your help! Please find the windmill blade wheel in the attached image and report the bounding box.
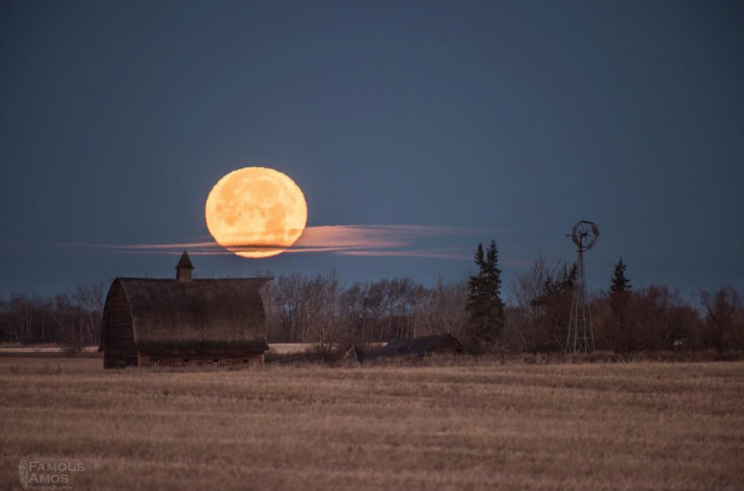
[571,220,600,250]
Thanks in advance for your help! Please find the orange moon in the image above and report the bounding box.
[205,167,308,258]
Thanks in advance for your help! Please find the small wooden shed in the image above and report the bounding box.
[376,334,469,358]
[100,252,271,368]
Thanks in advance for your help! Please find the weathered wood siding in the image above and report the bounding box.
[102,281,137,368]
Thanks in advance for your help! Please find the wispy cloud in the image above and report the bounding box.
[64,224,499,260]
[337,249,472,260]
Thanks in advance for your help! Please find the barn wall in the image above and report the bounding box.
[102,281,137,368]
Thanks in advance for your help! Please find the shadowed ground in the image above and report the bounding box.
[1,357,743,490]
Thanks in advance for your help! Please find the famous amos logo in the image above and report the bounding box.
[18,460,86,491]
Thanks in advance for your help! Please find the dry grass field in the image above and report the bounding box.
[1,356,743,491]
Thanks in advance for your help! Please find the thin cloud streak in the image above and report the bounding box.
[64,224,499,260]
[337,249,471,260]
[69,241,218,250]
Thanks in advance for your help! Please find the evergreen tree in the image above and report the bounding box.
[609,258,632,352]
[610,258,631,296]
[466,244,486,327]
[466,241,505,352]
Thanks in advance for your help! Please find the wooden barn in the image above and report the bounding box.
[100,252,271,368]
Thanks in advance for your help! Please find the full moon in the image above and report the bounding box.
[205,167,308,258]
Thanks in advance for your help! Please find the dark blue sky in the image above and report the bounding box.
[1,0,742,297]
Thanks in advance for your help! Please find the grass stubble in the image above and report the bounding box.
[0,356,742,491]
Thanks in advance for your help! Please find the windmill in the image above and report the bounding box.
[566,220,599,353]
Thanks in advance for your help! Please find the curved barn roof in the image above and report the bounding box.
[113,278,270,352]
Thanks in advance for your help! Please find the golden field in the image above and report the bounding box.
[1,356,743,491]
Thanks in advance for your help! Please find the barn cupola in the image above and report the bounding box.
[175,251,194,281]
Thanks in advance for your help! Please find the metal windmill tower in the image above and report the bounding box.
[566,220,599,353]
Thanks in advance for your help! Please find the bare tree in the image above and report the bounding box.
[415,276,468,338]
[505,257,572,351]
[699,286,744,352]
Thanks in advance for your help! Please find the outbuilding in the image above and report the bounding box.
[376,334,470,358]
[100,252,270,368]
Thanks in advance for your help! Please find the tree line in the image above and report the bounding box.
[0,243,742,353]
[504,255,743,353]
[0,284,104,348]
[263,272,468,348]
